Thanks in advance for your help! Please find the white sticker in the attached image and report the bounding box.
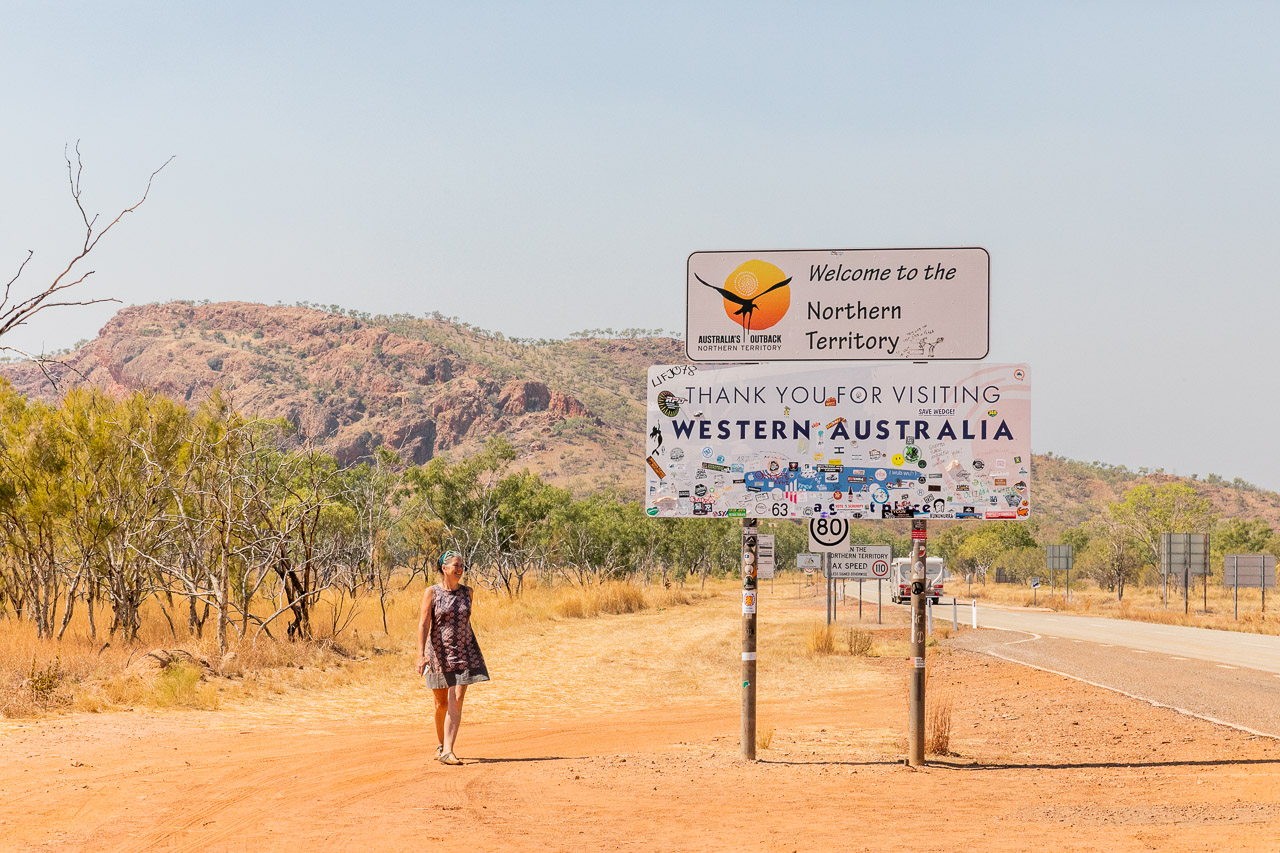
[742,591,757,614]
[913,657,926,669]
[742,652,757,661]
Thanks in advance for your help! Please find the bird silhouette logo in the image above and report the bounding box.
[695,260,791,333]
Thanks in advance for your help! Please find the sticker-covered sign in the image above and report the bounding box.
[647,362,1030,520]
[687,248,989,362]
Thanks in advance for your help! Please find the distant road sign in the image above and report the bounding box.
[1161,533,1210,577]
[1030,578,1041,589]
[827,546,893,579]
[1046,544,1073,573]
[686,248,990,362]
[796,553,822,570]
[1224,555,1276,589]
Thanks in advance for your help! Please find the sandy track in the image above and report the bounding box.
[3,589,1280,851]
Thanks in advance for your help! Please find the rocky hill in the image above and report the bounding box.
[0,301,680,494]
[4,301,1279,533]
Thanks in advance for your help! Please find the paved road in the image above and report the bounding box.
[840,581,1280,737]
[841,581,1280,673]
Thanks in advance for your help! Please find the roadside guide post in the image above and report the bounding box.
[953,596,958,630]
[742,518,758,761]
[909,519,928,766]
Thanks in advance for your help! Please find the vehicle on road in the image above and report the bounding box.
[889,556,948,604]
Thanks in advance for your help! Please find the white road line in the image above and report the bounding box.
[1169,657,1188,661]
[1218,665,1239,670]
[977,649,1280,741]
[1098,644,1113,647]
[1132,650,1148,654]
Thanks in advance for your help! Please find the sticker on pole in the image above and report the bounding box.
[742,591,757,614]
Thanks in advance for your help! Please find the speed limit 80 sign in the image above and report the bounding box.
[808,518,850,552]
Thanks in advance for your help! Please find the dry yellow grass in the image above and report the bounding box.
[805,623,837,655]
[0,576,707,719]
[927,694,954,755]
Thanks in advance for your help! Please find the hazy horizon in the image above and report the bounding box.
[3,3,1279,491]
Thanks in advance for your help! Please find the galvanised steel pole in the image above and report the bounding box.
[909,519,928,766]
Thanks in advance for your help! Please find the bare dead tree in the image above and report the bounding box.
[0,143,173,379]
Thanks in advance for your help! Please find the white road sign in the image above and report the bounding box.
[827,546,893,579]
[796,553,822,569]
[757,534,776,579]
[646,362,1031,521]
[686,248,989,362]
[809,518,850,552]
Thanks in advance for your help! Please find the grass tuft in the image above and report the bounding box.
[927,695,954,756]
[806,623,836,656]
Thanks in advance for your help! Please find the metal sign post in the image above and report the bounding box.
[1046,545,1072,605]
[742,518,758,761]
[1224,554,1276,620]
[1161,534,1208,615]
[909,519,928,766]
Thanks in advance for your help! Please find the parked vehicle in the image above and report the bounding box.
[889,556,948,604]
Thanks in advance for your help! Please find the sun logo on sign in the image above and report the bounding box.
[696,260,791,333]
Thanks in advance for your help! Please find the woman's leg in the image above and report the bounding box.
[443,683,468,754]
[432,688,449,749]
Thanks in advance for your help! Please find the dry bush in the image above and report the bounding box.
[805,623,836,656]
[757,725,775,750]
[933,624,952,640]
[927,695,954,755]
[151,662,221,710]
[846,628,873,656]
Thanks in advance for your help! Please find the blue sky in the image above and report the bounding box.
[2,3,1278,489]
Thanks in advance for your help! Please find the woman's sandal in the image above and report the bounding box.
[439,751,463,766]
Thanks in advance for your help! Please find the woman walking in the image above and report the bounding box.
[416,550,489,765]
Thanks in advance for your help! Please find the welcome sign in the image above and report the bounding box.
[685,248,989,362]
[646,362,1030,521]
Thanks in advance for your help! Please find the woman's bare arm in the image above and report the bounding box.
[416,586,434,675]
